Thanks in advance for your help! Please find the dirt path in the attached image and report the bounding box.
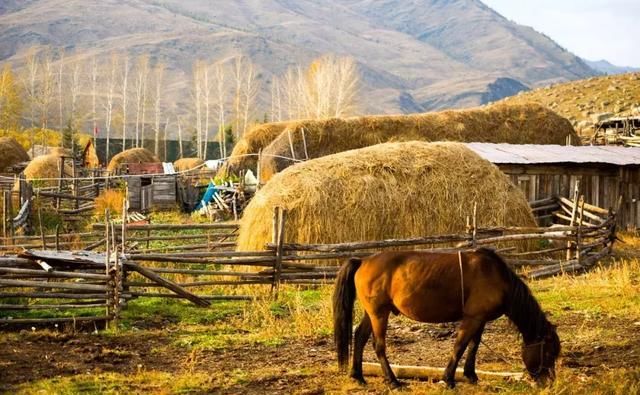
[2,313,640,393]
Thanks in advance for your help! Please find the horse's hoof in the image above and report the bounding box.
[389,380,403,390]
[350,374,366,385]
[464,372,479,384]
[446,379,456,389]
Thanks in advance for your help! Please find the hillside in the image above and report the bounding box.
[0,0,596,119]
[498,72,640,136]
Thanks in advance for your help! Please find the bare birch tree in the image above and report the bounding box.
[134,54,149,148]
[120,55,130,151]
[23,48,39,155]
[213,62,227,158]
[68,59,82,128]
[39,50,55,132]
[232,56,243,140]
[202,63,211,160]
[152,63,164,156]
[240,60,259,137]
[191,60,204,158]
[56,49,65,132]
[103,53,118,162]
[90,56,98,137]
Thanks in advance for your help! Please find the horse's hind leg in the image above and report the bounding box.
[463,323,485,384]
[443,318,484,388]
[350,312,372,384]
[369,309,401,389]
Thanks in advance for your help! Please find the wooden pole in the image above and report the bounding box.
[56,156,64,210]
[55,224,60,251]
[38,206,46,249]
[273,207,286,299]
[3,190,7,242]
[362,362,523,382]
[105,209,111,320]
[566,181,580,261]
[577,197,585,265]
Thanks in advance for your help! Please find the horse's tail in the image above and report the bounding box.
[333,257,362,371]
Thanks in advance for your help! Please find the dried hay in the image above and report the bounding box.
[174,157,204,172]
[107,148,159,173]
[0,137,29,172]
[259,103,579,181]
[23,154,73,187]
[217,121,291,176]
[237,141,535,253]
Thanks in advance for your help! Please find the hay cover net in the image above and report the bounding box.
[237,141,535,251]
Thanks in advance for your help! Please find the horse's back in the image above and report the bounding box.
[353,249,511,323]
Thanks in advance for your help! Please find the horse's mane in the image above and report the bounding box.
[476,247,550,342]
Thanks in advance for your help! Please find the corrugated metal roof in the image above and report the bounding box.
[466,143,640,166]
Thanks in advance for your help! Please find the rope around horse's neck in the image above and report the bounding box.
[459,250,516,367]
[458,251,464,312]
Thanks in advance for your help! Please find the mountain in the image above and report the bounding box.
[0,0,597,120]
[585,59,640,76]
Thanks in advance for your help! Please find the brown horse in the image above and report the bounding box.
[333,247,560,389]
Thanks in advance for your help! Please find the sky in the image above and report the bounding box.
[482,0,640,67]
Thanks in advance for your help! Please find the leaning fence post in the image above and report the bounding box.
[576,198,585,266]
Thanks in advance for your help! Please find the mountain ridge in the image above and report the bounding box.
[0,0,597,116]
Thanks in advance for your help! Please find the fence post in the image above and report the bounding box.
[576,198,585,265]
[271,206,286,298]
[566,181,580,261]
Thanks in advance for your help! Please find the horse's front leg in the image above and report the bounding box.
[443,318,484,388]
[463,322,486,384]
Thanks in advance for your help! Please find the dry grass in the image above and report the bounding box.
[499,72,640,136]
[218,121,291,176]
[94,189,125,219]
[0,136,29,172]
[238,141,535,252]
[107,148,159,173]
[259,102,578,181]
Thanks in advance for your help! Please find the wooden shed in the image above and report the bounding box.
[124,163,177,212]
[467,143,640,229]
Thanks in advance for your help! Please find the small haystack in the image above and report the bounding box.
[237,142,535,252]
[23,154,73,187]
[107,148,159,173]
[174,158,204,172]
[0,137,30,172]
[259,103,579,181]
[217,121,291,176]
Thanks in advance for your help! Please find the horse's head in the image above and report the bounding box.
[522,324,561,384]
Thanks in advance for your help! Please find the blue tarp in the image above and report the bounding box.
[195,182,216,210]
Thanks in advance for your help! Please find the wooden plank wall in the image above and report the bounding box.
[500,164,640,229]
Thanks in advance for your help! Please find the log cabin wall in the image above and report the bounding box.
[497,163,640,229]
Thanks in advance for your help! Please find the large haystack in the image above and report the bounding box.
[217,121,291,177]
[174,157,204,172]
[107,148,159,173]
[23,154,73,187]
[0,137,29,172]
[259,103,579,181]
[237,142,535,252]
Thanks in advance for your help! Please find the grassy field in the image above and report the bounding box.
[2,237,640,394]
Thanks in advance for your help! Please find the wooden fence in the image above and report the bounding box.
[0,195,618,328]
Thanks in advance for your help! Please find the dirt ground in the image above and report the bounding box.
[2,312,640,394]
